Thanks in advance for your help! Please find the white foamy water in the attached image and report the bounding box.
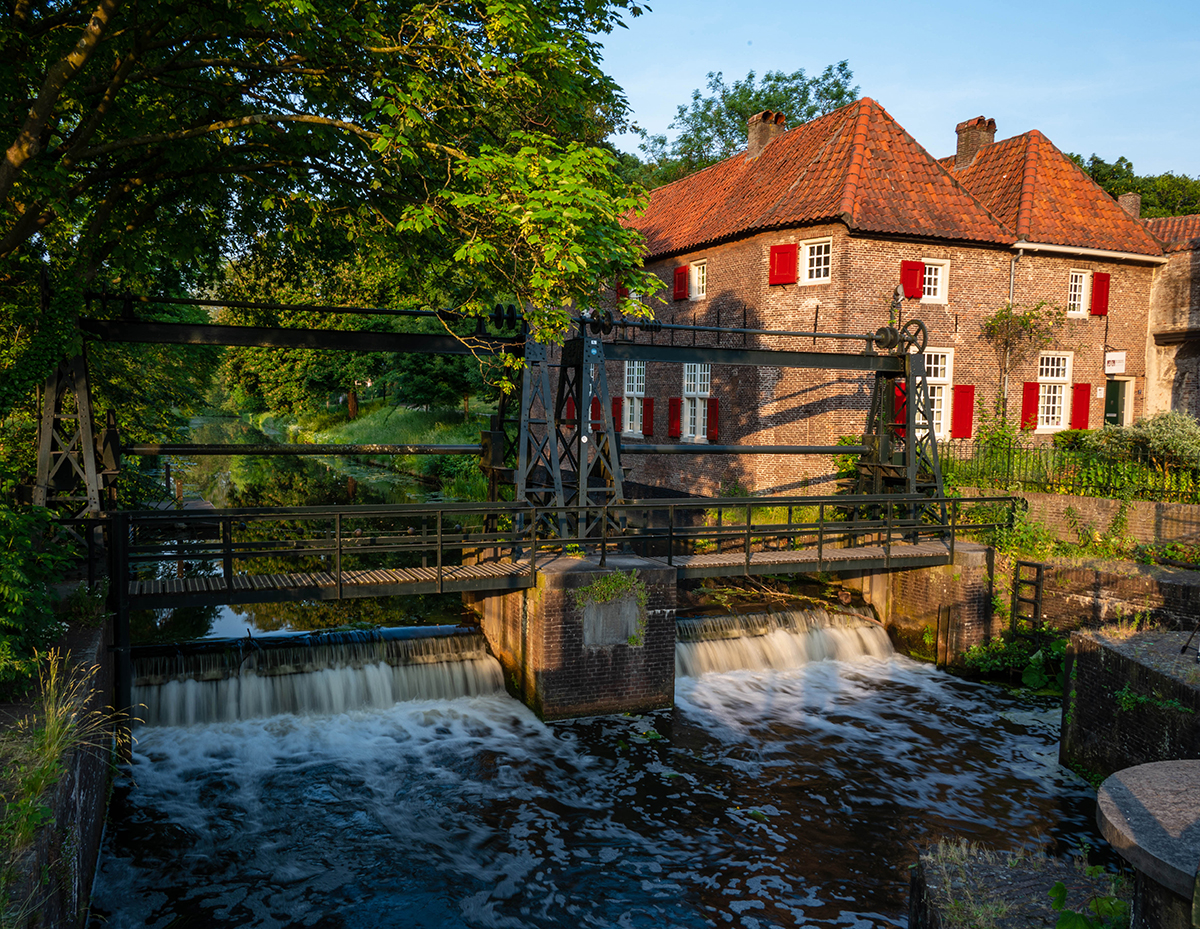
[133,632,504,726]
[675,609,893,677]
[92,639,1103,929]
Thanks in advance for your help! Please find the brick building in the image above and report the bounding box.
[611,98,1170,496]
[1143,215,1200,417]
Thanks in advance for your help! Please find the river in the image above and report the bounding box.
[88,619,1103,928]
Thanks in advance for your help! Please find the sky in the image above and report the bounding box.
[599,0,1200,178]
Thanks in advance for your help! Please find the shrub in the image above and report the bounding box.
[0,507,76,699]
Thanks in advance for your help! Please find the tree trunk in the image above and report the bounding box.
[348,389,358,420]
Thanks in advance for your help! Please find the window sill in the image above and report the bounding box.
[800,278,831,287]
[920,296,948,305]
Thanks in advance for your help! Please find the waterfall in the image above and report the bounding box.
[133,626,504,726]
[675,608,892,676]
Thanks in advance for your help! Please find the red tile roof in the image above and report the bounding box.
[942,132,1163,257]
[628,98,1012,259]
[1144,214,1200,253]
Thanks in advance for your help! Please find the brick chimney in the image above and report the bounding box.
[1118,192,1142,218]
[747,110,787,158]
[955,116,997,168]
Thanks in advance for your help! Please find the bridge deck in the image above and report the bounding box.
[665,540,952,578]
[129,559,535,608]
[127,540,952,608]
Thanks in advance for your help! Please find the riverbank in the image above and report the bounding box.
[251,401,493,500]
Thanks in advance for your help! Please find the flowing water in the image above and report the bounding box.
[90,611,1101,928]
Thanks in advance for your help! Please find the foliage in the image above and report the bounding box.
[1068,153,1200,219]
[635,64,859,187]
[963,632,1067,690]
[1,0,663,422]
[1049,877,1130,929]
[0,651,120,922]
[574,570,648,646]
[1113,683,1194,715]
[0,507,74,699]
[979,301,1066,419]
[833,434,863,480]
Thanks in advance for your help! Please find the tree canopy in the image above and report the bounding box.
[1068,153,1200,218]
[0,0,662,432]
[634,63,859,187]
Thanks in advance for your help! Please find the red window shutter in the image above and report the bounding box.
[768,244,798,285]
[565,396,576,422]
[900,261,925,299]
[612,397,623,428]
[893,383,907,438]
[642,397,654,436]
[668,398,682,437]
[1090,272,1110,316]
[706,398,719,442]
[1070,383,1090,429]
[673,266,689,301]
[615,285,629,299]
[950,385,975,439]
[590,396,602,429]
[1020,382,1040,430]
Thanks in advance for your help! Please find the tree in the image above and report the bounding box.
[0,0,662,427]
[1067,154,1200,218]
[980,301,1065,421]
[636,63,859,187]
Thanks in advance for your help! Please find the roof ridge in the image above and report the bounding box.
[881,101,1015,238]
[1015,130,1041,240]
[837,98,874,223]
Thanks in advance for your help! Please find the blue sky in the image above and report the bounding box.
[599,0,1200,177]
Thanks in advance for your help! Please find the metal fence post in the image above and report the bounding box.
[667,505,675,566]
[222,517,233,590]
[436,509,443,594]
[335,513,343,599]
[744,503,751,575]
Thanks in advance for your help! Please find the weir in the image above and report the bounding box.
[133,626,504,726]
[133,608,892,726]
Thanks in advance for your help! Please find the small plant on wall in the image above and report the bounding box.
[574,570,649,647]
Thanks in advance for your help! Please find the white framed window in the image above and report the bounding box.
[683,363,711,441]
[802,239,832,284]
[923,348,953,438]
[1037,352,1072,430]
[690,260,707,300]
[624,361,645,434]
[920,259,950,304]
[1067,270,1092,316]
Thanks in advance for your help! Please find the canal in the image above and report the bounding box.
[88,417,1106,928]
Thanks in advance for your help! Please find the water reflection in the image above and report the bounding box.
[131,416,468,643]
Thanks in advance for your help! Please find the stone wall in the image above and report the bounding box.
[845,542,999,664]
[475,555,676,720]
[6,624,114,929]
[1060,632,1200,782]
[1018,491,1200,546]
[1037,560,1200,632]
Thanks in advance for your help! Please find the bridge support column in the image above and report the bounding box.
[470,555,676,720]
[844,542,998,666]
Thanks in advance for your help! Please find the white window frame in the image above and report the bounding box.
[1067,270,1092,316]
[801,238,832,285]
[919,259,950,305]
[689,260,707,301]
[623,361,645,435]
[922,348,953,438]
[1036,351,1073,432]
[683,363,711,441]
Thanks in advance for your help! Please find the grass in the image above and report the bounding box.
[0,650,122,926]
[257,402,494,501]
[921,839,1014,929]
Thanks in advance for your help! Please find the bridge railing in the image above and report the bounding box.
[70,493,1018,596]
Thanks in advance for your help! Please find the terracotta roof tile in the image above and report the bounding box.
[1144,214,1200,253]
[944,132,1163,257]
[627,98,1012,259]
